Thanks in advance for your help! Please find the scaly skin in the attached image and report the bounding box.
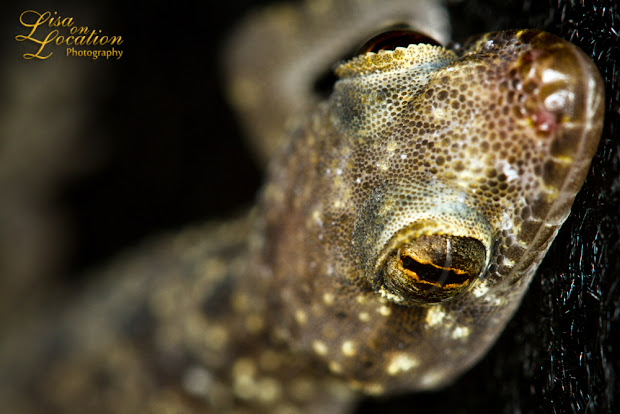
[0,2,604,414]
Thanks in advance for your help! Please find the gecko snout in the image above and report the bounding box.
[514,31,604,150]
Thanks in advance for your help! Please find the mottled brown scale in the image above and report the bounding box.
[0,2,604,414]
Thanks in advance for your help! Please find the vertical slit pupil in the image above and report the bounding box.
[400,255,470,286]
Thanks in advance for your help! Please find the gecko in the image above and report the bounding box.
[0,0,605,413]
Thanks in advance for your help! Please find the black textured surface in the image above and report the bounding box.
[3,0,618,412]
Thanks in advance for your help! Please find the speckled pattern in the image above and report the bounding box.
[255,29,603,395]
[0,1,606,414]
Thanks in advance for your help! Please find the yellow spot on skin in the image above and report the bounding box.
[233,359,273,401]
[182,366,213,397]
[420,371,446,388]
[452,326,470,339]
[323,292,335,305]
[341,340,356,357]
[485,295,503,306]
[356,295,367,305]
[387,354,419,375]
[425,306,446,327]
[232,293,250,313]
[378,305,391,316]
[380,290,406,304]
[472,282,489,297]
[312,209,322,226]
[312,340,328,356]
[232,358,256,378]
[233,375,255,400]
[358,312,370,322]
[245,315,264,333]
[256,377,282,403]
[329,361,343,374]
[362,383,385,395]
[294,309,307,325]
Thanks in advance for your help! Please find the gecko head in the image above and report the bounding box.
[338,29,604,309]
[312,30,604,391]
[265,29,603,393]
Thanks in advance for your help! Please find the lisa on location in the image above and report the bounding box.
[16,10,123,59]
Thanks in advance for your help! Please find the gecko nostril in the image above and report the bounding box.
[503,31,605,166]
[516,34,597,138]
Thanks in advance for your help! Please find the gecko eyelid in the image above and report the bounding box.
[357,27,442,55]
[383,234,487,304]
[315,27,441,98]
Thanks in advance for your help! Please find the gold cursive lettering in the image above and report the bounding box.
[16,10,123,60]
[14,11,74,59]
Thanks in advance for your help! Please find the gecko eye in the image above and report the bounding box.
[357,27,441,55]
[383,235,486,303]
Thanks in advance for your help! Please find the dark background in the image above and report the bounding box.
[2,0,619,412]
